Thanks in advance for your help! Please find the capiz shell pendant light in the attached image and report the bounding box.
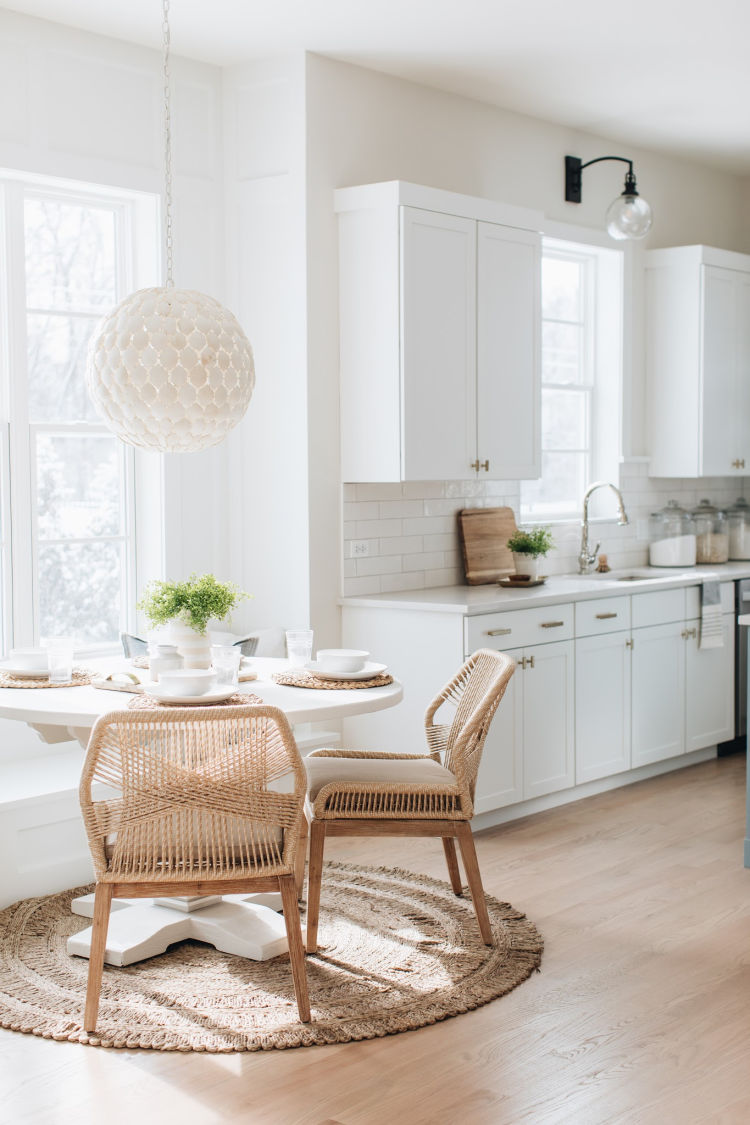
[85,0,254,453]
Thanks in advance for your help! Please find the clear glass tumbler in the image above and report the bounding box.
[210,644,241,687]
[285,628,313,669]
[46,636,74,684]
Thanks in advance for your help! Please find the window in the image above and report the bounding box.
[521,238,623,522]
[0,174,158,651]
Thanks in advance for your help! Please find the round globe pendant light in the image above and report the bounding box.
[85,0,255,453]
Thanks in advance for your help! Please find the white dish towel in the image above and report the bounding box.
[700,578,723,649]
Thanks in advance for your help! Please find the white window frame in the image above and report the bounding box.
[0,171,161,655]
[521,229,624,524]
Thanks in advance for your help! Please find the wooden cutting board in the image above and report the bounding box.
[458,506,518,585]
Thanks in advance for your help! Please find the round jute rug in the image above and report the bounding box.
[0,862,543,1051]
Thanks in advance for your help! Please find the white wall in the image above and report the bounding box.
[222,56,311,634]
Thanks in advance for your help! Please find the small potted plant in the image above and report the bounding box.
[138,573,250,668]
[506,527,554,580]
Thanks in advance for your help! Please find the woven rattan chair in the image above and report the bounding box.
[302,648,515,953]
[79,704,310,1031]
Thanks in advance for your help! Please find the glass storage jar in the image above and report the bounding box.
[648,500,697,567]
[691,499,729,564]
[728,497,750,560]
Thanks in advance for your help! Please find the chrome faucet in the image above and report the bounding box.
[579,481,629,573]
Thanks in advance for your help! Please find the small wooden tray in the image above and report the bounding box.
[498,576,547,588]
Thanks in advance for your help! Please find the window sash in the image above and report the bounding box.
[0,177,139,651]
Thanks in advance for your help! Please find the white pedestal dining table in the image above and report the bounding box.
[0,657,403,966]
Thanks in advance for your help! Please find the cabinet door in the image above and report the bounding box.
[631,622,685,768]
[523,640,574,800]
[400,207,476,480]
[702,266,739,476]
[685,614,735,752]
[736,272,750,466]
[575,631,631,784]
[476,223,541,479]
[474,648,523,813]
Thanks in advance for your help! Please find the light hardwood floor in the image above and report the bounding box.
[2,755,749,1125]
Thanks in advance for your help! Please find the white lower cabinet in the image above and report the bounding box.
[575,630,632,784]
[342,582,735,821]
[631,621,686,768]
[475,639,574,812]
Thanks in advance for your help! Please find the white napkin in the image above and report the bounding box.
[699,578,723,650]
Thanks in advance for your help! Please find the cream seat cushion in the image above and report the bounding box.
[304,754,457,804]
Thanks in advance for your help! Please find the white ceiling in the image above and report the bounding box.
[5,0,750,173]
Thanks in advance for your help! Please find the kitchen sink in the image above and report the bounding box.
[566,569,690,582]
[616,574,670,581]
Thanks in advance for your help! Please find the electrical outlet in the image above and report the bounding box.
[350,540,370,558]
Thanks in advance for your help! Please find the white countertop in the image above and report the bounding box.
[341,563,750,616]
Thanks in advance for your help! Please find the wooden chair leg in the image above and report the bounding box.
[455,822,494,946]
[305,819,326,954]
[84,883,114,1033]
[442,837,463,895]
[294,813,309,900]
[279,875,311,1023]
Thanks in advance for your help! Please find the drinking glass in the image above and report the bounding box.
[46,636,75,684]
[211,644,242,687]
[285,628,313,669]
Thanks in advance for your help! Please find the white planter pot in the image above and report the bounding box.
[170,622,212,669]
[512,553,544,579]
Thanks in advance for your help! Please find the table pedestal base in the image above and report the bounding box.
[67,891,289,966]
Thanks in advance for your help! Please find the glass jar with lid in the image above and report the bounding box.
[728,497,750,560]
[691,499,729,565]
[648,500,697,567]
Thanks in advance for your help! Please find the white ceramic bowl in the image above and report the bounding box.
[315,648,370,674]
[156,668,217,696]
[9,648,49,672]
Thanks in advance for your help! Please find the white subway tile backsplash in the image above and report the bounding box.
[341,471,750,596]
[344,501,380,521]
[402,551,445,572]
[379,499,425,519]
[378,535,425,556]
[356,555,402,576]
[355,518,403,538]
[380,572,427,593]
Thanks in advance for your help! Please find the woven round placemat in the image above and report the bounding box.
[128,690,263,710]
[0,862,542,1051]
[272,670,394,690]
[0,668,92,689]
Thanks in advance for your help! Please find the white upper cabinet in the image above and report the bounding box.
[336,181,542,482]
[646,245,750,477]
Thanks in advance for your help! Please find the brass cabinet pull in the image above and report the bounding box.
[595,612,618,619]
[540,621,564,628]
[625,638,634,648]
[527,654,535,668]
[471,459,490,472]
[681,628,697,639]
[517,655,535,669]
[517,657,526,668]
[732,458,746,469]
[487,627,512,636]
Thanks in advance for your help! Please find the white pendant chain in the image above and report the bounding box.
[162,0,174,287]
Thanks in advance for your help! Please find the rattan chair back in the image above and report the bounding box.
[425,648,515,803]
[80,705,305,884]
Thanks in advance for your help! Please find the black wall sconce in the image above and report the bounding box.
[565,154,653,241]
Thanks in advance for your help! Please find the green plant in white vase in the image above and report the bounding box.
[506,527,554,580]
[138,573,250,668]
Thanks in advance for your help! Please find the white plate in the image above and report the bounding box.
[0,665,50,680]
[305,661,388,682]
[145,686,237,705]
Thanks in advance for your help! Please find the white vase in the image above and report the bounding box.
[170,621,212,669]
[512,553,543,579]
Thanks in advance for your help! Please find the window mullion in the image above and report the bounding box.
[5,181,36,646]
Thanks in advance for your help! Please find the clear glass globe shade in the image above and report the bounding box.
[605,193,653,241]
